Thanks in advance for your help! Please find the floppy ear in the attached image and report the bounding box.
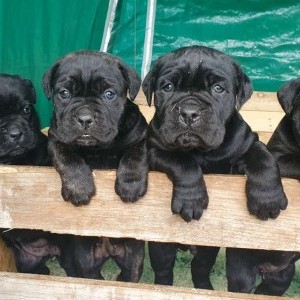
[23,78,37,104]
[142,70,154,107]
[119,63,141,101]
[42,62,60,100]
[235,65,253,110]
[277,78,300,114]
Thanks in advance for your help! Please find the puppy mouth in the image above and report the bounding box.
[176,133,203,149]
[75,134,98,146]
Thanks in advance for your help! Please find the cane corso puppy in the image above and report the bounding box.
[0,74,57,275]
[226,78,300,295]
[142,45,288,286]
[0,74,48,165]
[43,50,148,205]
[42,50,148,281]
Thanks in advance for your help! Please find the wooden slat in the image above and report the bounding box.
[241,110,284,133]
[135,91,282,112]
[0,272,290,300]
[0,166,299,252]
[257,132,272,144]
[0,238,16,272]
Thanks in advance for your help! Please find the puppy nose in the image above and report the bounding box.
[179,105,201,125]
[8,125,23,142]
[75,108,95,129]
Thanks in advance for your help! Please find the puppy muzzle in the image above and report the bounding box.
[74,106,95,130]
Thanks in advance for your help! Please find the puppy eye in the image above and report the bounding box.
[104,90,116,100]
[58,89,72,100]
[212,85,225,93]
[162,83,174,92]
[23,105,31,114]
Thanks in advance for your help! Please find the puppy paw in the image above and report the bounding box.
[247,188,288,220]
[61,175,96,206]
[171,184,209,222]
[115,173,147,202]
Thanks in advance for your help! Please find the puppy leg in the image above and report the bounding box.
[149,149,208,222]
[115,140,148,202]
[276,154,300,179]
[255,263,295,296]
[148,242,178,285]
[111,239,145,283]
[238,141,288,220]
[226,248,257,293]
[48,135,95,206]
[191,246,220,289]
[58,236,109,279]
[5,235,59,275]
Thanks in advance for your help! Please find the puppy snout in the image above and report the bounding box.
[7,125,23,142]
[75,107,95,129]
[179,101,202,125]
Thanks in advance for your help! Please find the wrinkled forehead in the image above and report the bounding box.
[155,51,237,86]
[0,79,31,108]
[55,55,125,86]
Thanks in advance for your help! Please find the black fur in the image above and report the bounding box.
[142,46,287,287]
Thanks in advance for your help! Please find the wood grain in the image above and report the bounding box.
[0,166,299,251]
[0,272,289,300]
[0,238,16,272]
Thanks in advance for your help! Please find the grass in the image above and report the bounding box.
[47,245,300,297]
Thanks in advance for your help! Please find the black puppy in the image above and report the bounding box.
[142,46,288,286]
[226,78,300,295]
[42,50,148,281]
[0,74,48,165]
[0,74,57,274]
[43,51,148,205]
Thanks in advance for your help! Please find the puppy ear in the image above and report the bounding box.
[42,63,60,100]
[119,63,141,101]
[23,78,37,104]
[277,78,300,114]
[142,70,154,107]
[234,65,253,110]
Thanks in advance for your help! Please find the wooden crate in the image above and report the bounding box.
[1,91,299,299]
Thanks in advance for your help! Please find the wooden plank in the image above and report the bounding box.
[0,166,299,251]
[241,110,284,133]
[0,272,292,300]
[258,132,272,144]
[0,238,16,272]
[135,91,282,112]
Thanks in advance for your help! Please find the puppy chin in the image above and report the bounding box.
[175,130,225,151]
[74,131,118,147]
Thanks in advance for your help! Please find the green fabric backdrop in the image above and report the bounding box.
[0,0,109,127]
[1,0,300,126]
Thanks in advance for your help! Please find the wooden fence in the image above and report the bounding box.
[0,91,299,299]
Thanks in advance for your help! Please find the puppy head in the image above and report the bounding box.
[142,45,252,151]
[277,77,300,141]
[43,51,141,146]
[0,74,40,159]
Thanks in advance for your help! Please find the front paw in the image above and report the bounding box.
[171,184,209,222]
[247,186,288,220]
[61,174,96,206]
[115,172,147,203]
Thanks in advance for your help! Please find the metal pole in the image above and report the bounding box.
[141,0,157,79]
[100,0,119,52]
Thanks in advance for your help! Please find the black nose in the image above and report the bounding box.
[8,125,23,142]
[179,103,201,125]
[75,107,95,129]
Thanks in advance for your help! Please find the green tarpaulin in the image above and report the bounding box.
[1,0,300,127]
